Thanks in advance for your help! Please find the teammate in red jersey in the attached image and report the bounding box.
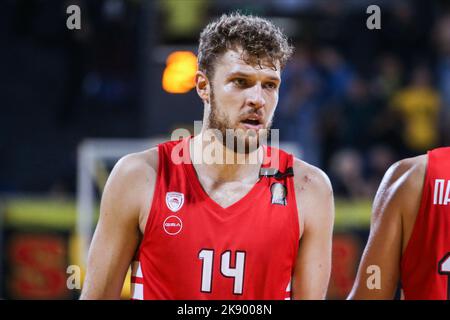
[348,147,450,300]
[80,13,335,300]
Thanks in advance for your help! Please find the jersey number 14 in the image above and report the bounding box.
[198,249,246,295]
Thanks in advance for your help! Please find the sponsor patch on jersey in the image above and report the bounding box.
[163,215,183,235]
[271,183,287,205]
[166,192,185,212]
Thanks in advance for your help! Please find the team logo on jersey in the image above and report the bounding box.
[271,183,287,206]
[166,192,184,212]
[163,215,183,235]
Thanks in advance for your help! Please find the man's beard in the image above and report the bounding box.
[207,87,272,154]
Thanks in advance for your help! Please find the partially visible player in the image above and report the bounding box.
[348,147,450,300]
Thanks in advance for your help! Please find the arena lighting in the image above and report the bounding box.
[162,51,197,94]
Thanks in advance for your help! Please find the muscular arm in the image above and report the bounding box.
[291,159,335,300]
[80,149,157,299]
[347,156,426,299]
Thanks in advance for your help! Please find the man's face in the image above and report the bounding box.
[205,48,281,153]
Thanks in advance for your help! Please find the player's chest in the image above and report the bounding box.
[201,180,257,209]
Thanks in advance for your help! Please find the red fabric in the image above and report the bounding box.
[401,147,450,300]
[132,137,300,299]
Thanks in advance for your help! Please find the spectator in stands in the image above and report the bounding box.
[277,47,323,166]
[328,149,371,199]
[369,54,404,151]
[434,14,450,145]
[390,64,441,156]
[338,76,378,152]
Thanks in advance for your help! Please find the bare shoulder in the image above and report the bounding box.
[113,147,158,177]
[292,158,333,198]
[292,158,334,236]
[374,155,427,206]
[108,146,159,204]
[372,154,427,223]
[380,155,427,189]
[111,147,158,181]
[101,147,159,228]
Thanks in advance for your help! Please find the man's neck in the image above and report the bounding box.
[189,133,263,183]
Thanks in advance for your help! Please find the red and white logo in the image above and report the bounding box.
[163,215,183,235]
[166,192,185,212]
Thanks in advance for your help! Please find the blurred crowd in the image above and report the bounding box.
[2,0,450,200]
[275,2,450,199]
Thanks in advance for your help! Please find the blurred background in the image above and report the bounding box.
[0,0,449,299]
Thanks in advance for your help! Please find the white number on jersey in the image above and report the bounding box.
[438,252,450,300]
[198,249,246,295]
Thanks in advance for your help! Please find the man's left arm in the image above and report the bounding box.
[291,160,335,300]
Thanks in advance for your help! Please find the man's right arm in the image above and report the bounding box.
[80,149,158,299]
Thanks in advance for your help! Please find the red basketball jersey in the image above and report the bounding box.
[130,137,300,300]
[401,147,450,300]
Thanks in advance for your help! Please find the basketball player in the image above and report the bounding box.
[348,147,450,299]
[80,13,334,300]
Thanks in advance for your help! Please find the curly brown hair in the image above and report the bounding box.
[198,12,293,78]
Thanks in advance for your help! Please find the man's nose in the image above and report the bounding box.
[246,84,265,109]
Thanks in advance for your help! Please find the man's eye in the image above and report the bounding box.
[265,82,277,90]
[233,78,247,86]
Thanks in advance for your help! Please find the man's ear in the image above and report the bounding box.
[196,70,210,104]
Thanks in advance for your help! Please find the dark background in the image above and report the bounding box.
[0,0,449,299]
[1,0,449,198]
